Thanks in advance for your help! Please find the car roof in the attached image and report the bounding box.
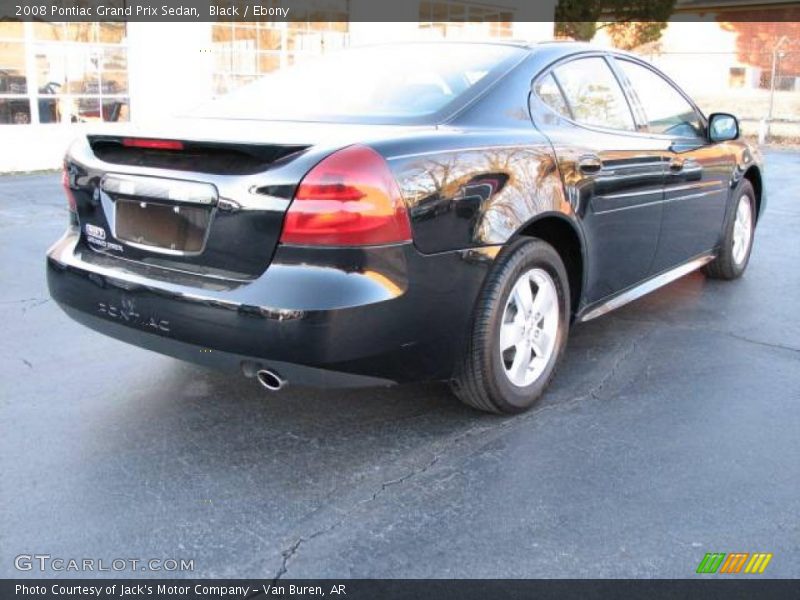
[353,40,612,61]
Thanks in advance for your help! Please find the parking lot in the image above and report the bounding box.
[1,150,798,579]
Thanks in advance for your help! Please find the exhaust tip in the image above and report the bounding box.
[256,369,286,392]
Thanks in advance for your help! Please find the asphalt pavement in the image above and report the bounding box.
[1,151,798,579]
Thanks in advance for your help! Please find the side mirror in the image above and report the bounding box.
[708,113,739,142]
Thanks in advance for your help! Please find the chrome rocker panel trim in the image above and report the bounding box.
[578,252,716,323]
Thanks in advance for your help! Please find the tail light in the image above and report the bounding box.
[61,165,77,213]
[280,145,412,246]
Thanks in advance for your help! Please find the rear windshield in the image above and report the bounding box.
[192,44,525,124]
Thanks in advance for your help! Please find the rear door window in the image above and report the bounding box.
[535,73,570,118]
[550,57,635,131]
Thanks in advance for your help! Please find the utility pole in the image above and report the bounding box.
[767,35,788,142]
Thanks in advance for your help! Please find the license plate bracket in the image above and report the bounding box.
[115,199,211,254]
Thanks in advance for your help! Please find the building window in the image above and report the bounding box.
[758,70,797,91]
[419,1,514,39]
[33,22,129,123]
[0,22,30,124]
[0,21,128,125]
[729,67,746,88]
[211,17,348,95]
[776,75,797,91]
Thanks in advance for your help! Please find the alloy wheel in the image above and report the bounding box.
[732,193,753,266]
[499,268,559,387]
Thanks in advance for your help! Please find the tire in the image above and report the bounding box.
[451,238,570,414]
[705,180,756,280]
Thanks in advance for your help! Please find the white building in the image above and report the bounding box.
[0,2,555,172]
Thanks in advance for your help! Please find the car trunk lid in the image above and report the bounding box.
[68,119,432,280]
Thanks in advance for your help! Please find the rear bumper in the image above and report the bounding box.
[47,230,498,386]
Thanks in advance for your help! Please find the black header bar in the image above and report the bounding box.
[1,0,799,22]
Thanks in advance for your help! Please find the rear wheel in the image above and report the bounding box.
[705,180,756,280]
[452,239,570,414]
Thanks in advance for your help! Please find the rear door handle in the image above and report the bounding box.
[578,154,603,175]
[669,158,685,172]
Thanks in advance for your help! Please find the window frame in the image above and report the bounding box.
[531,50,710,142]
[606,54,709,141]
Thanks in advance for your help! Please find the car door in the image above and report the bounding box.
[531,54,666,304]
[613,56,732,272]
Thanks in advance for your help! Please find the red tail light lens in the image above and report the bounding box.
[61,166,77,213]
[280,145,412,246]
[121,138,184,150]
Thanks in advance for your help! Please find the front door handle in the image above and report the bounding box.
[669,157,702,179]
[578,154,603,175]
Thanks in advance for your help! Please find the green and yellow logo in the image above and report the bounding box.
[696,552,773,574]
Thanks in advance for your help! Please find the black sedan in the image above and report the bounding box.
[47,42,764,414]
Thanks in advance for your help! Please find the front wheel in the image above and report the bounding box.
[451,238,570,414]
[705,180,756,280]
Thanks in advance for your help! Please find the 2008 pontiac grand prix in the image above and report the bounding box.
[47,42,764,414]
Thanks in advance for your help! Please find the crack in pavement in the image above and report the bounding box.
[269,424,493,581]
[0,297,42,304]
[585,338,642,401]
[609,315,800,356]
[723,331,800,356]
[267,328,658,580]
[272,522,340,582]
[261,309,763,581]
[0,297,50,314]
[367,455,441,503]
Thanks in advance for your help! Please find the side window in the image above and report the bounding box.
[551,57,635,131]
[534,73,570,118]
[617,59,704,138]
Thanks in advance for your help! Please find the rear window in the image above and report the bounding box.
[192,44,525,124]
